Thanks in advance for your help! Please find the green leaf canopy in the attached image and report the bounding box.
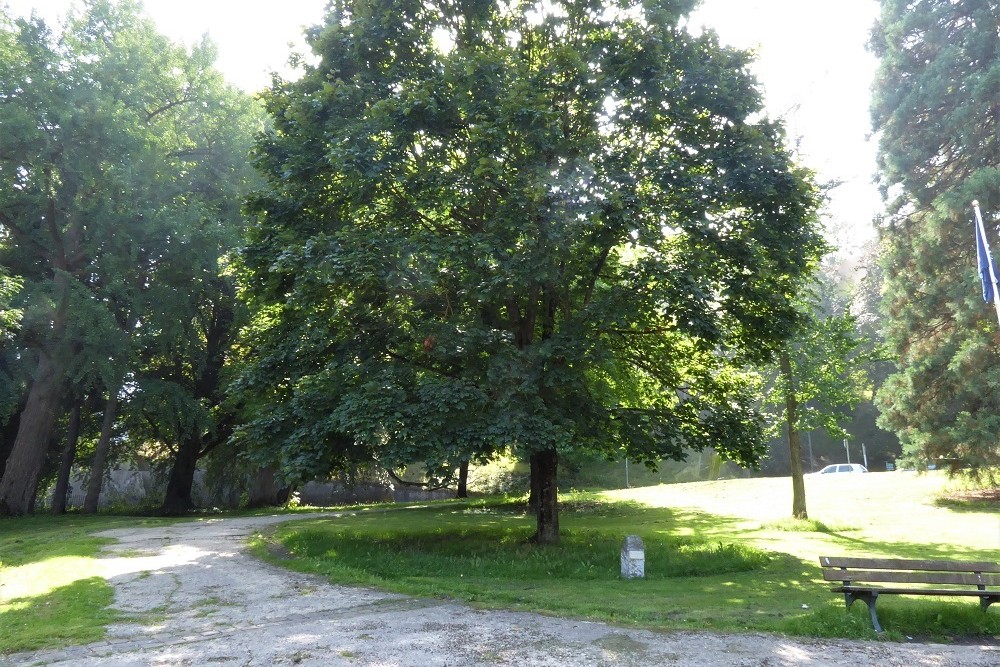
[237,0,823,485]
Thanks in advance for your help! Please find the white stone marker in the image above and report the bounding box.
[620,534,645,579]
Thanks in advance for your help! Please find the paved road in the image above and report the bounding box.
[4,513,998,666]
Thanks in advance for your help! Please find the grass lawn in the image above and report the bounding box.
[254,471,1000,642]
[0,514,182,653]
[2,473,997,654]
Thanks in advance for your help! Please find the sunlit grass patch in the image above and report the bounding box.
[0,555,103,600]
[256,478,1000,640]
[759,517,835,533]
[0,514,180,654]
[0,578,117,652]
[277,522,769,582]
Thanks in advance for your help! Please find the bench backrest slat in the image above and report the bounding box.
[819,556,1000,573]
[820,568,1000,586]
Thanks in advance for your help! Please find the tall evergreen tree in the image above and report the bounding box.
[871,0,1000,471]
[238,0,824,542]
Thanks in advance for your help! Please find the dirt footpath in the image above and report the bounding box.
[4,513,997,667]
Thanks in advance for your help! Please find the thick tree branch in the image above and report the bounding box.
[145,96,195,122]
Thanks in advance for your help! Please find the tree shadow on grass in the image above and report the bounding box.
[265,498,1000,641]
[820,529,1000,562]
[932,491,1000,513]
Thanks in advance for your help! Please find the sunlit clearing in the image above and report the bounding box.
[0,544,209,604]
[0,556,98,601]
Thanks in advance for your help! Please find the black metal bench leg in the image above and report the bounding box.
[982,595,997,612]
[845,591,883,633]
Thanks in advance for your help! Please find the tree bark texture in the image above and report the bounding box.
[0,354,64,516]
[0,404,22,480]
[456,459,469,499]
[247,465,289,508]
[51,401,81,514]
[160,285,235,515]
[527,453,541,515]
[779,349,808,519]
[0,265,73,516]
[84,393,120,514]
[160,433,202,515]
[532,448,560,544]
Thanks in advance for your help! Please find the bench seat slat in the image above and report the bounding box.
[833,585,1000,597]
[821,569,1000,586]
[819,556,1000,573]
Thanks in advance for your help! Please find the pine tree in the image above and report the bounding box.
[871,0,1000,471]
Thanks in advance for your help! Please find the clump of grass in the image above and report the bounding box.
[561,498,651,517]
[658,540,771,576]
[254,500,780,630]
[787,597,1000,642]
[277,524,769,583]
[760,517,833,533]
[934,488,1000,512]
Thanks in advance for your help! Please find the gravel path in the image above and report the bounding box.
[3,513,998,666]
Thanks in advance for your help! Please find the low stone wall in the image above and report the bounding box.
[296,481,454,505]
[50,468,455,510]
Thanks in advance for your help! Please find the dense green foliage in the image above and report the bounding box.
[236,0,824,539]
[0,269,20,337]
[768,290,873,441]
[871,0,1000,471]
[0,0,261,515]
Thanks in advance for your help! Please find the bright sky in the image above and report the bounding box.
[4,0,882,249]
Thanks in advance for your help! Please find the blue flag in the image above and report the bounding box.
[976,219,997,302]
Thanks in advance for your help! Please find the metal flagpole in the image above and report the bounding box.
[973,200,1000,328]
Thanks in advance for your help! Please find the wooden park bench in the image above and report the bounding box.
[819,556,1000,632]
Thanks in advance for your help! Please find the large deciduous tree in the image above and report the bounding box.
[0,0,259,515]
[239,0,823,542]
[870,0,1000,471]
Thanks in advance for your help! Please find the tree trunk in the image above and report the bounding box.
[247,465,289,508]
[0,405,22,480]
[51,402,82,514]
[532,448,560,544]
[158,283,236,516]
[0,353,65,516]
[83,392,120,514]
[160,434,202,516]
[456,459,469,499]
[779,349,808,519]
[527,453,541,514]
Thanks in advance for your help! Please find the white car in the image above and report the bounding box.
[815,463,868,474]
